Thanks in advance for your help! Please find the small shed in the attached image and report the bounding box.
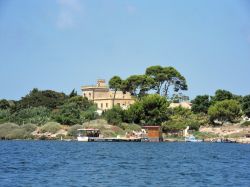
[142,126,162,142]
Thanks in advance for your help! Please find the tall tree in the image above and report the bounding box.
[109,76,123,107]
[122,75,155,98]
[146,66,187,98]
[191,95,211,114]
[69,89,78,98]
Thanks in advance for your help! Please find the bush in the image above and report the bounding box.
[21,123,37,133]
[10,106,51,125]
[40,122,62,133]
[0,109,11,124]
[104,106,124,126]
[241,121,250,127]
[68,124,83,137]
[162,120,186,132]
[208,99,241,124]
[6,128,27,139]
[0,123,19,139]
[120,123,141,132]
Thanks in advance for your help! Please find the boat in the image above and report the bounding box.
[77,128,142,142]
[77,128,100,142]
[185,135,202,142]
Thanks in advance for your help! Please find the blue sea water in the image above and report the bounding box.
[0,141,250,187]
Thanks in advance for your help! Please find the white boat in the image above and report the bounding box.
[77,128,100,142]
[185,135,202,142]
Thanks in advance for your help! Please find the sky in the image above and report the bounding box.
[0,0,250,100]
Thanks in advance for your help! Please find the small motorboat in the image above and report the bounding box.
[185,135,202,142]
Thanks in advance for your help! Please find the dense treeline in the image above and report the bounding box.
[1,65,250,139]
[0,88,97,125]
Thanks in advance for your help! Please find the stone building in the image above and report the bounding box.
[81,79,135,110]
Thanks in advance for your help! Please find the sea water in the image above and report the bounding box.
[0,141,249,187]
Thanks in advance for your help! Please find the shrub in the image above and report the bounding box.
[6,128,27,139]
[0,123,19,139]
[40,122,62,133]
[208,99,241,124]
[68,124,83,137]
[120,123,141,132]
[104,106,124,126]
[21,123,37,133]
[241,121,250,127]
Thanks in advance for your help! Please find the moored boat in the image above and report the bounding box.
[185,135,202,142]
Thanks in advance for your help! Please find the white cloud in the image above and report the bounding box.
[56,0,83,29]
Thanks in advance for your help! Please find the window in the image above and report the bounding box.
[106,103,108,108]
[101,103,103,108]
[117,103,120,106]
[89,93,91,97]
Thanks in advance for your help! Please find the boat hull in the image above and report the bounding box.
[77,137,88,142]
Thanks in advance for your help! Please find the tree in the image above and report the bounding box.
[52,96,96,125]
[191,95,211,114]
[211,89,233,103]
[122,75,155,98]
[104,106,124,126]
[69,89,78,98]
[109,76,123,107]
[0,99,11,110]
[208,99,241,124]
[126,94,169,125]
[16,88,68,110]
[145,66,187,98]
[242,95,250,117]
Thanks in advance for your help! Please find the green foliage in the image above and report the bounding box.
[40,122,62,133]
[104,106,124,126]
[0,99,11,109]
[145,66,187,97]
[10,106,51,125]
[122,75,155,97]
[191,95,211,114]
[125,94,169,125]
[193,131,219,139]
[109,76,123,107]
[16,88,68,110]
[211,89,233,104]
[242,95,250,117]
[0,109,11,123]
[241,121,250,127]
[163,107,204,132]
[162,120,186,132]
[0,123,37,139]
[53,96,97,125]
[21,123,37,133]
[119,123,142,132]
[0,123,19,139]
[68,124,83,137]
[109,76,123,91]
[69,89,78,98]
[208,99,241,124]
